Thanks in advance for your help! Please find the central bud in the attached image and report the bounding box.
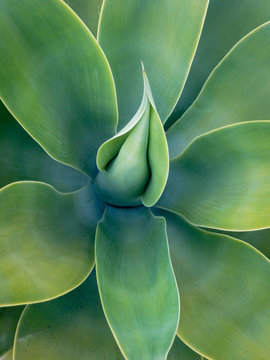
[95,66,169,207]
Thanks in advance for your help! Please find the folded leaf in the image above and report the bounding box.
[98,0,209,128]
[0,182,104,306]
[159,121,270,230]
[0,350,13,360]
[167,0,270,126]
[0,0,118,178]
[96,69,169,207]
[155,209,270,360]
[0,306,24,357]
[13,271,124,360]
[167,21,270,158]
[0,101,88,192]
[168,336,202,360]
[64,0,103,37]
[96,206,179,360]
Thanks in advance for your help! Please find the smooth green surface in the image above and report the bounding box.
[155,209,270,360]
[96,206,179,360]
[0,306,24,356]
[167,336,201,360]
[167,0,270,126]
[98,0,208,128]
[159,122,270,230]
[0,350,12,360]
[0,182,104,306]
[0,100,88,192]
[65,0,103,37]
[14,272,124,360]
[0,0,117,178]
[167,21,270,158]
[96,70,169,207]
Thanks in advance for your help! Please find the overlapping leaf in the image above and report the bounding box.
[159,122,270,230]
[155,209,270,360]
[0,0,118,178]
[167,21,270,158]
[0,182,104,306]
[96,206,179,360]
[98,0,209,128]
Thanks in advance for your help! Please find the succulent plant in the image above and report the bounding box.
[0,0,270,359]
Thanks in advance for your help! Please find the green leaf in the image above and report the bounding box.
[13,271,124,360]
[0,101,88,192]
[64,0,103,37]
[155,209,270,360]
[167,21,270,158]
[0,182,104,306]
[167,0,270,127]
[0,0,118,178]
[96,69,169,207]
[96,206,179,360]
[0,350,13,360]
[98,0,209,128]
[210,228,270,260]
[0,306,24,357]
[159,121,270,231]
[168,336,202,360]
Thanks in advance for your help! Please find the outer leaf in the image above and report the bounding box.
[0,182,104,306]
[13,271,124,360]
[0,0,118,178]
[167,21,270,158]
[0,101,88,192]
[155,209,270,360]
[96,206,179,360]
[167,0,270,126]
[0,307,24,357]
[98,0,209,128]
[168,336,202,360]
[159,121,270,231]
[64,0,103,37]
[0,351,12,360]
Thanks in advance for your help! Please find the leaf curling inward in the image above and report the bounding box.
[95,66,169,207]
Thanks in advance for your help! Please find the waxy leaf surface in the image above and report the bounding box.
[96,206,179,360]
[168,0,270,125]
[64,0,103,37]
[14,272,124,360]
[167,21,270,158]
[0,306,24,356]
[155,209,270,360]
[98,0,209,128]
[0,0,117,178]
[0,101,88,192]
[160,122,270,230]
[0,182,104,306]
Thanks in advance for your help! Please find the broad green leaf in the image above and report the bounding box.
[167,336,202,360]
[155,209,270,360]
[96,69,169,207]
[0,0,118,178]
[159,121,270,231]
[98,0,209,128]
[167,0,270,127]
[0,306,24,356]
[64,0,103,37]
[210,228,270,260]
[96,206,179,360]
[0,350,13,360]
[0,101,88,192]
[13,271,124,360]
[167,21,270,158]
[0,182,104,306]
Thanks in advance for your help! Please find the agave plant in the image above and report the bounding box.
[0,0,270,359]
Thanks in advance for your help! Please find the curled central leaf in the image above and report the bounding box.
[95,66,169,207]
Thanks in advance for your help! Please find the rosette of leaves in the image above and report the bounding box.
[0,0,270,359]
